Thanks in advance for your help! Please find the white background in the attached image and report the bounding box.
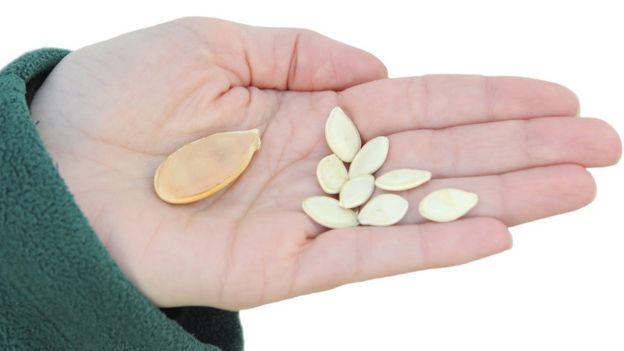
[2,1,622,350]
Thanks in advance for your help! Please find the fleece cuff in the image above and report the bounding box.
[0,49,241,351]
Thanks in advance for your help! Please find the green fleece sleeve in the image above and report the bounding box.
[0,49,242,351]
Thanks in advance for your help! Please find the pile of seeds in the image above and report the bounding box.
[302,107,479,229]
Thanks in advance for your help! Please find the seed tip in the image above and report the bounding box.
[249,128,261,149]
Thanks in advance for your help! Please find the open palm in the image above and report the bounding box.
[31,18,621,310]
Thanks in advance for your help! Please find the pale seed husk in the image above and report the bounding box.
[154,129,261,204]
[302,196,359,229]
[348,136,389,178]
[316,154,349,194]
[339,174,375,209]
[358,193,409,226]
[375,169,432,191]
[325,107,362,162]
[418,188,479,223]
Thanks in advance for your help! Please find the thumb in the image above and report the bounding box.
[178,17,388,91]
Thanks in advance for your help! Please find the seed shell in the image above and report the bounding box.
[302,196,359,229]
[375,169,432,191]
[349,136,389,178]
[358,193,409,226]
[325,107,362,162]
[339,175,375,208]
[316,154,349,194]
[154,129,261,204]
[418,188,479,222]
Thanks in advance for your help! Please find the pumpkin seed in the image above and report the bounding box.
[325,107,362,162]
[375,169,431,191]
[348,136,389,178]
[316,154,349,194]
[418,188,478,222]
[339,175,375,208]
[154,129,260,204]
[302,196,359,229]
[358,193,409,226]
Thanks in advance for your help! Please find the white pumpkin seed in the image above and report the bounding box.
[339,175,375,209]
[418,188,478,222]
[316,154,348,194]
[348,136,389,178]
[375,169,432,191]
[325,107,361,162]
[358,193,409,226]
[302,196,359,229]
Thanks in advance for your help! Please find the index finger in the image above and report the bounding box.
[337,75,579,138]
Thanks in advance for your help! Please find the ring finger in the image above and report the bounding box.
[393,164,596,226]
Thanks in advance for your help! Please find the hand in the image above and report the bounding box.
[31,17,621,310]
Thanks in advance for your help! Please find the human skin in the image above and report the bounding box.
[30,17,621,310]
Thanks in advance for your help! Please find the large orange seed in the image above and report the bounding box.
[154,129,261,204]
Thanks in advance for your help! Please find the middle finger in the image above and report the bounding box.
[379,116,619,178]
